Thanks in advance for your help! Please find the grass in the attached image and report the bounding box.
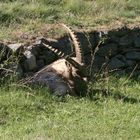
[0,75,140,140]
[0,0,140,40]
[1,0,140,139]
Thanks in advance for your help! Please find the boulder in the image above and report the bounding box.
[26,45,39,56]
[97,43,118,57]
[109,35,120,43]
[126,60,136,67]
[119,34,133,46]
[134,34,140,47]
[91,55,107,72]
[37,59,45,69]
[7,43,23,53]
[114,70,126,75]
[44,52,57,65]
[115,54,126,63]
[23,50,37,71]
[108,27,130,37]
[108,57,125,70]
[125,52,140,60]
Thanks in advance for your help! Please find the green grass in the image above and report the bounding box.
[0,75,140,140]
[0,0,140,40]
[1,1,140,139]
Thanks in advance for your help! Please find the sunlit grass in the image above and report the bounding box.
[0,0,140,40]
[0,75,140,140]
[0,1,140,139]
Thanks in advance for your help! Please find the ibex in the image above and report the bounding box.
[30,24,88,96]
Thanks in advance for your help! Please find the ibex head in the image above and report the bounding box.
[43,24,88,77]
[31,24,88,96]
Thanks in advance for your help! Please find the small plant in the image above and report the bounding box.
[0,47,22,85]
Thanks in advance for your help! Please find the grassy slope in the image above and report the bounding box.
[0,0,140,40]
[0,0,140,139]
[0,75,140,140]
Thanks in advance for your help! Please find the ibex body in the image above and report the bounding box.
[31,24,88,96]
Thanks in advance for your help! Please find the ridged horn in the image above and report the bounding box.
[42,43,83,70]
[60,23,84,64]
[42,43,65,58]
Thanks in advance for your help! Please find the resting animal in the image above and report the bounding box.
[30,24,88,96]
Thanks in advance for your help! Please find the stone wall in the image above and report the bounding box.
[0,26,140,77]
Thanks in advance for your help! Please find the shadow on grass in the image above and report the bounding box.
[87,89,140,104]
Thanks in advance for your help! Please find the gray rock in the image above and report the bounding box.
[22,61,29,72]
[23,50,37,71]
[37,59,45,69]
[125,67,138,74]
[125,52,140,60]
[108,28,130,37]
[7,43,23,53]
[38,55,47,61]
[76,32,97,54]
[109,35,120,43]
[45,52,57,65]
[108,57,125,70]
[84,54,92,65]
[97,43,118,57]
[115,54,126,63]
[134,34,140,47]
[38,54,52,65]
[137,64,140,70]
[119,34,133,46]
[115,70,126,75]
[91,55,107,72]
[26,45,38,56]
[126,60,135,67]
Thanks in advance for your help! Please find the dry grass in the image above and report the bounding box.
[0,0,140,40]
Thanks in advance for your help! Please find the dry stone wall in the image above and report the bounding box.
[0,26,140,77]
